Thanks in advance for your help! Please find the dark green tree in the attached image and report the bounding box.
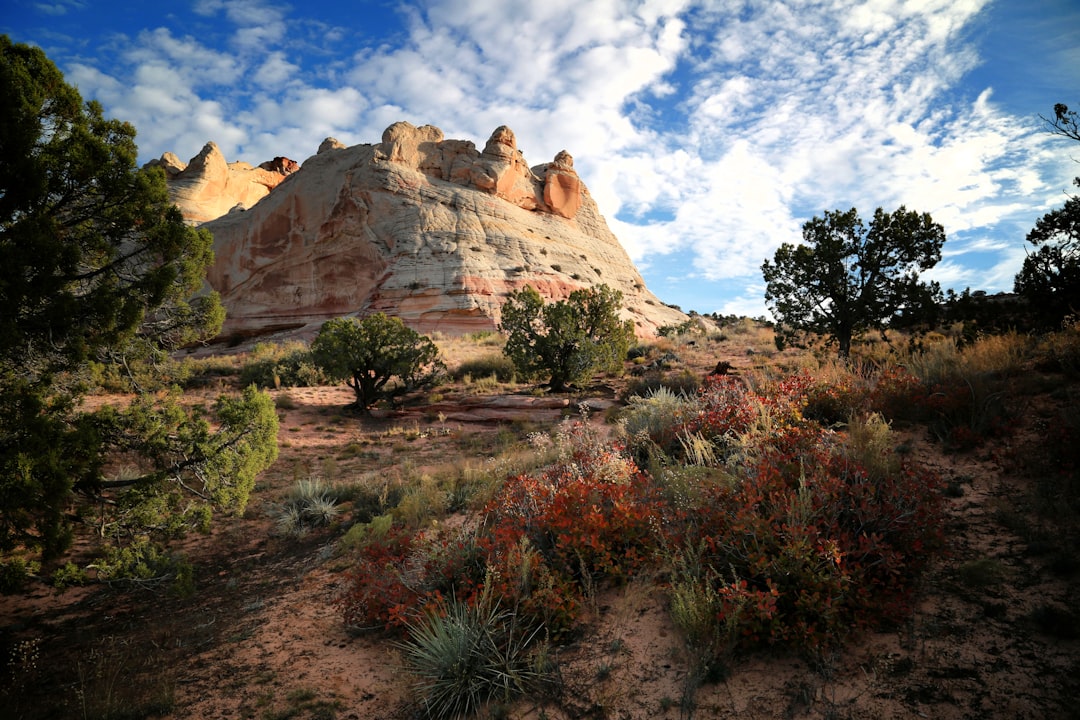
[1015,104,1080,325]
[762,207,945,357]
[500,284,634,392]
[0,37,276,574]
[311,314,444,413]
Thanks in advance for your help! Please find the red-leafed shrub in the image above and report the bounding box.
[479,438,668,637]
[802,372,870,426]
[338,421,669,638]
[338,525,482,632]
[671,423,944,652]
[869,365,926,421]
[683,375,758,439]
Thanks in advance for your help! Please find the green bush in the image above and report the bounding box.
[94,538,195,595]
[51,561,88,590]
[0,556,40,594]
[239,342,326,388]
[312,315,445,412]
[339,514,395,553]
[501,284,634,391]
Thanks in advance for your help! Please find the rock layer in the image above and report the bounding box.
[163,123,685,337]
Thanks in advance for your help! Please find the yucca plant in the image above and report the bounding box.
[274,478,341,536]
[397,596,545,718]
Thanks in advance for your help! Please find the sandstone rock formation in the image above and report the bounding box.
[161,123,686,337]
[146,142,297,225]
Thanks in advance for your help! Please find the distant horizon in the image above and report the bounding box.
[4,0,1079,317]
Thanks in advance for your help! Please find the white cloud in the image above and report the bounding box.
[253,51,298,87]
[34,2,83,16]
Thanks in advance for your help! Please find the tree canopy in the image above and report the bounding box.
[1015,103,1080,324]
[500,284,634,392]
[311,314,444,413]
[762,207,945,357]
[0,37,276,577]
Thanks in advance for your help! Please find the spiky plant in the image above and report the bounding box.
[274,478,340,536]
[397,597,545,718]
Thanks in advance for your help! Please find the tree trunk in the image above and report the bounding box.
[837,331,852,359]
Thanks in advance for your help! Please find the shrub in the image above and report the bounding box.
[501,284,634,391]
[397,595,547,719]
[887,333,1028,449]
[1035,316,1080,374]
[843,413,901,481]
[1018,399,1080,516]
[51,561,88,590]
[669,435,943,652]
[869,365,925,422]
[93,538,195,595]
[393,475,449,529]
[239,342,326,388]
[666,540,741,683]
[620,369,701,401]
[312,314,445,413]
[338,514,395,553]
[620,386,693,452]
[801,368,870,426]
[655,370,946,653]
[338,417,662,639]
[338,524,481,632]
[0,556,40,594]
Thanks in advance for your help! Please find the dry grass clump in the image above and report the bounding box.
[452,353,517,383]
[1034,316,1080,374]
[903,331,1030,385]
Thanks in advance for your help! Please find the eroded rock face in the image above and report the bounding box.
[146,142,296,225]
[162,123,685,337]
[543,150,583,219]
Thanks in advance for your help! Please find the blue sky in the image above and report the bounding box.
[5,0,1079,317]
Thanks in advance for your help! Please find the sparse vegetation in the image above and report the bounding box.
[9,318,1080,718]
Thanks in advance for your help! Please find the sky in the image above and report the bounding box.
[4,0,1079,318]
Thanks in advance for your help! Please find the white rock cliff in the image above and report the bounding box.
[158,123,685,337]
